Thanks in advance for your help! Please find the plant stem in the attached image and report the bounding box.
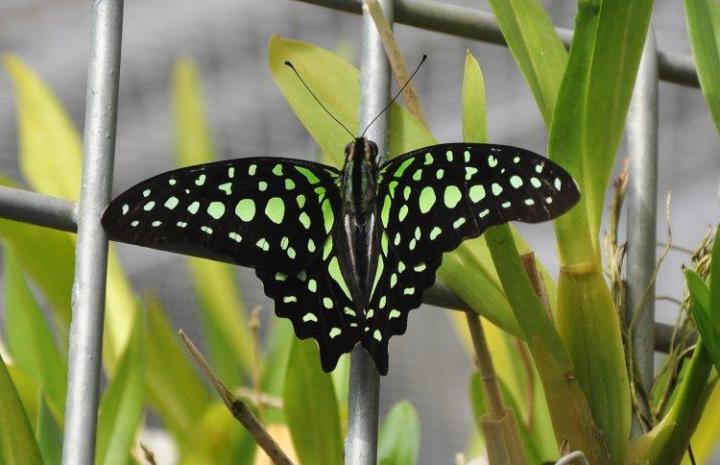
[466,313,505,418]
[179,330,295,465]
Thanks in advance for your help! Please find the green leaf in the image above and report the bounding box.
[686,0,720,133]
[709,226,720,330]
[3,249,66,417]
[378,401,421,465]
[462,51,487,143]
[486,0,567,125]
[685,268,720,370]
[268,35,434,165]
[144,296,210,442]
[686,269,710,316]
[283,339,342,465]
[36,394,62,465]
[0,177,74,336]
[0,354,45,465]
[3,55,82,200]
[4,56,138,369]
[171,58,254,383]
[582,0,654,235]
[182,402,256,465]
[95,312,145,465]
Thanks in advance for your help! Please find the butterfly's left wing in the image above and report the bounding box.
[376,143,580,264]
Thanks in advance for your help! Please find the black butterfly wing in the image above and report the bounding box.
[359,229,442,375]
[376,143,580,264]
[257,235,361,372]
[102,157,362,369]
[102,157,340,274]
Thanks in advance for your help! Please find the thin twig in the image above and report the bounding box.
[235,386,284,410]
[179,330,295,465]
[363,0,429,128]
[138,444,157,465]
[249,306,264,419]
[520,253,551,321]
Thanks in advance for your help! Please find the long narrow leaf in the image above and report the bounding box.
[686,0,720,133]
[36,394,62,465]
[95,312,145,465]
[486,0,567,125]
[283,339,343,465]
[4,56,138,368]
[3,249,67,416]
[0,354,44,465]
[144,296,211,442]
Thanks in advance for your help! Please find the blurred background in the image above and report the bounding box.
[0,0,718,463]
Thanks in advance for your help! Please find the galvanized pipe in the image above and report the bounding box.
[344,1,393,463]
[0,186,77,232]
[626,28,658,421]
[61,1,123,464]
[293,0,699,88]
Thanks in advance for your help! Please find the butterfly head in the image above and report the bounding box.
[344,137,379,167]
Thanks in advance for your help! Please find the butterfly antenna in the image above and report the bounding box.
[360,54,427,138]
[284,61,355,140]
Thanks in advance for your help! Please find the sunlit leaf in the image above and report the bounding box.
[0,354,44,465]
[686,0,720,133]
[378,401,421,465]
[4,56,137,368]
[283,339,342,465]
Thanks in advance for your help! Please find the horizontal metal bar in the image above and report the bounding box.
[0,185,679,353]
[294,0,699,88]
[0,186,77,232]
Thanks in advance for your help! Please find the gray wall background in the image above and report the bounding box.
[0,0,718,463]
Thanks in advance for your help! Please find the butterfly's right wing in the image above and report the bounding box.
[102,157,340,274]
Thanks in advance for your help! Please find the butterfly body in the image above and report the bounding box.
[102,141,580,375]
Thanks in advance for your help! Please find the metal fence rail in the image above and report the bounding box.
[0,1,676,464]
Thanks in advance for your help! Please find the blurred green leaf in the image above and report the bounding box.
[377,401,421,465]
[36,394,62,465]
[260,317,294,424]
[171,58,254,384]
[182,402,256,465]
[710,227,720,330]
[0,178,74,335]
[486,0,567,125]
[95,312,145,465]
[3,55,81,200]
[0,354,45,465]
[4,56,137,369]
[686,0,720,134]
[144,296,210,442]
[4,248,66,417]
[283,339,342,465]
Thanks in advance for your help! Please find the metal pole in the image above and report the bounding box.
[293,0,699,88]
[62,1,123,464]
[626,27,658,423]
[345,1,392,463]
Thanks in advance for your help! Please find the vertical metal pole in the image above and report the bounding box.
[62,1,123,464]
[626,27,658,423]
[345,1,392,464]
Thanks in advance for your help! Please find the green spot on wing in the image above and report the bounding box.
[265,197,285,224]
[328,257,352,299]
[393,158,414,177]
[419,187,436,214]
[295,166,320,184]
[235,199,255,221]
[443,185,462,208]
[207,201,226,219]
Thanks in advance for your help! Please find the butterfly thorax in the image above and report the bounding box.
[336,137,381,311]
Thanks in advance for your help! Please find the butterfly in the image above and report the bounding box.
[102,137,579,375]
